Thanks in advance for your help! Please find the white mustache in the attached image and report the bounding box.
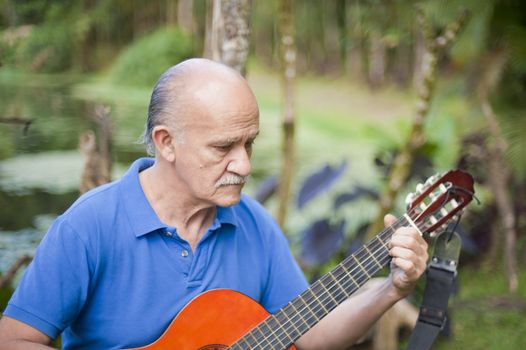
[216,174,249,187]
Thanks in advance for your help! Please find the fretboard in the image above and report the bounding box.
[228,216,410,350]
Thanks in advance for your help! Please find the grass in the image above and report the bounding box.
[434,267,526,349]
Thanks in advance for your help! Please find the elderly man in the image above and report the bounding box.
[0,58,428,349]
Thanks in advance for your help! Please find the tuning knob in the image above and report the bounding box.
[405,192,415,205]
[425,175,437,186]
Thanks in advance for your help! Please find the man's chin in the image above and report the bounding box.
[215,186,243,207]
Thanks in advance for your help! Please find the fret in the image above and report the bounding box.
[230,215,412,350]
[339,263,359,288]
[377,235,389,250]
[363,245,383,268]
[289,301,310,330]
[252,323,268,342]
[327,270,350,299]
[352,255,371,278]
[249,321,272,349]
[274,310,298,342]
[273,316,295,344]
[299,292,322,326]
[238,336,254,349]
[273,332,287,349]
[244,327,263,348]
[284,309,302,334]
[266,315,286,349]
[229,343,242,350]
[310,283,333,313]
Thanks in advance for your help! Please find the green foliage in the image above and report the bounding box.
[110,26,194,87]
[15,22,76,73]
[0,34,19,67]
[434,268,526,350]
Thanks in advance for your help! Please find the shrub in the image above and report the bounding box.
[16,22,75,73]
[110,26,194,86]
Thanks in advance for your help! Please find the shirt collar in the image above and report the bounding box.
[120,157,237,238]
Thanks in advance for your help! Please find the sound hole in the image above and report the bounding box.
[198,345,228,350]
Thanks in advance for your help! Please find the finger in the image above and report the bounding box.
[391,245,428,267]
[390,227,428,251]
[390,246,420,261]
[391,257,418,277]
[384,214,397,227]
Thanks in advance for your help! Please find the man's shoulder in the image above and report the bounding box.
[65,180,121,216]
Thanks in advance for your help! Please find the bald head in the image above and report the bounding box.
[142,58,257,155]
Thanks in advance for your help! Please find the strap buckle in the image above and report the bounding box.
[418,304,447,329]
[405,230,462,350]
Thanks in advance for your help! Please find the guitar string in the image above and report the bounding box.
[258,221,406,349]
[230,230,395,350]
[243,228,397,350]
[250,199,444,350]
[263,216,426,350]
[235,182,465,348]
[235,212,428,349]
[258,193,466,350]
[233,216,415,349]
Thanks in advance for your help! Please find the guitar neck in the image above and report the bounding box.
[229,216,411,350]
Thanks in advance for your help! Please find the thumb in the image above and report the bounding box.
[384,214,397,227]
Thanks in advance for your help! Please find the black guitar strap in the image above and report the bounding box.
[406,230,461,350]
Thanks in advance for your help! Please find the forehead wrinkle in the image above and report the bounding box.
[209,129,260,144]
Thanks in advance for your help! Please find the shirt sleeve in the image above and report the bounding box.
[259,217,309,314]
[3,217,91,339]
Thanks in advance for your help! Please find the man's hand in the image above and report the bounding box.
[295,214,430,350]
[385,214,429,298]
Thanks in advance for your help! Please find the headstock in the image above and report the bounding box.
[405,170,475,238]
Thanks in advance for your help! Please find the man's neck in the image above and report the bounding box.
[139,162,216,251]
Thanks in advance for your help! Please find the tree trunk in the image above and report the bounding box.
[276,0,296,230]
[368,31,386,89]
[165,0,177,25]
[79,105,113,194]
[366,8,470,240]
[476,51,518,293]
[336,0,348,74]
[177,0,195,33]
[0,255,32,289]
[3,0,17,27]
[412,28,425,90]
[483,116,518,292]
[203,0,252,76]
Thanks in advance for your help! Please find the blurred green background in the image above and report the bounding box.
[0,0,525,349]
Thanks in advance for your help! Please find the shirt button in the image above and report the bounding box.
[181,249,189,257]
[165,232,173,237]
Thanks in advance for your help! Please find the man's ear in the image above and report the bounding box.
[151,125,176,162]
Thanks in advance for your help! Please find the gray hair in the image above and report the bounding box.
[140,58,248,155]
[140,64,188,156]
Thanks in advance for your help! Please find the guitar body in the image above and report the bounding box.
[129,289,296,350]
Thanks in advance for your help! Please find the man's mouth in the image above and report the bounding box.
[216,174,249,187]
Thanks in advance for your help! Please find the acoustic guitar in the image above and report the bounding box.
[129,170,474,350]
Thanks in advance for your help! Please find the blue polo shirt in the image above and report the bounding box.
[4,158,308,349]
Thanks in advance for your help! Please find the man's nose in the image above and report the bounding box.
[227,146,252,177]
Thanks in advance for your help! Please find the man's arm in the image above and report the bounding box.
[0,316,54,350]
[295,215,429,350]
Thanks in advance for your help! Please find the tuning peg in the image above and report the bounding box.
[416,183,425,193]
[405,192,415,205]
[425,175,437,186]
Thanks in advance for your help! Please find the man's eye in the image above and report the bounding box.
[215,145,232,152]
